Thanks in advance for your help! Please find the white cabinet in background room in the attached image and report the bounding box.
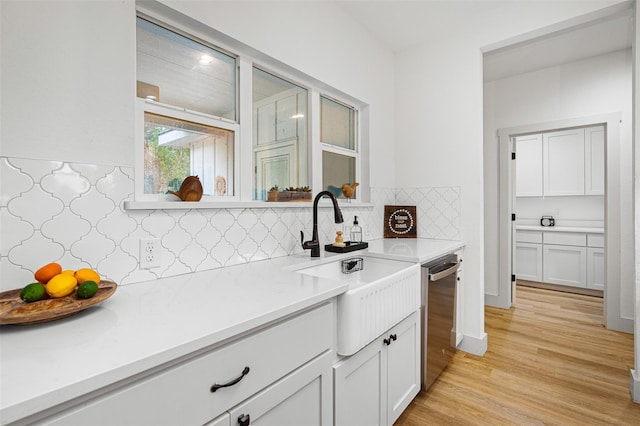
[334,310,420,426]
[586,233,605,291]
[543,245,587,288]
[515,134,543,197]
[515,230,543,282]
[585,125,605,195]
[515,125,604,197]
[40,303,334,426]
[515,229,605,291]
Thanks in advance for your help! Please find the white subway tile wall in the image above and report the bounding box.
[0,157,461,289]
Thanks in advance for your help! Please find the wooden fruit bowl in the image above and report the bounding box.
[0,280,117,325]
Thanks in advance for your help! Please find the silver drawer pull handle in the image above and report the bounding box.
[210,366,250,393]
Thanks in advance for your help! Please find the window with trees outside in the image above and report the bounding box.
[136,16,238,200]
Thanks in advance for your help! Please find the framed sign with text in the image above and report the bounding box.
[384,205,417,238]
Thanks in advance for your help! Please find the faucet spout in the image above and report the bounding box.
[301,190,344,257]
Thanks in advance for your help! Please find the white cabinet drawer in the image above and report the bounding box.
[543,232,586,247]
[587,233,604,248]
[45,303,333,426]
[516,230,542,244]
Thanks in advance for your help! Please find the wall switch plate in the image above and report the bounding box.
[140,238,161,269]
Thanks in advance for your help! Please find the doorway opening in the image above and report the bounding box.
[497,114,623,331]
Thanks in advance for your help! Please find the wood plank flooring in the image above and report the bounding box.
[394,285,640,425]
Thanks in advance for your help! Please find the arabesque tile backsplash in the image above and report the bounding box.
[0,157,460,290]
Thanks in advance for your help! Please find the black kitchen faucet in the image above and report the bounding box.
[300,191,344,257]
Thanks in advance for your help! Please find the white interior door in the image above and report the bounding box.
[254,143,296,200]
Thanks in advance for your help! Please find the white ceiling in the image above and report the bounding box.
[334,0,634,82]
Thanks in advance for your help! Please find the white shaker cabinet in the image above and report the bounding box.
[515,134,543,197]
[516,229,604,291]
[225,352,332,426]
[543,128,585,196]
[515,125,604,197]
[38,303,334,426]
[334,310,420,426]
[542,244,587,287]
[515,230,543,282]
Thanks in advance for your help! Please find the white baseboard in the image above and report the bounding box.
[630,369,640,402]
[457,332,488,356]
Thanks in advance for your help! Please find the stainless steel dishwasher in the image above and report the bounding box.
[421,254,461,391]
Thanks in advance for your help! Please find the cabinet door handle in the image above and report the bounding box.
[210,366,250,393]
[384,334,398,346]
[238,413,250,426]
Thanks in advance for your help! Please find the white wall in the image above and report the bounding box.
[516,196,605,228]
[394,0,630,355]
[484,49,633,307]
[1,0,396,187]
[633,0,640,403]
[0,0,136,166]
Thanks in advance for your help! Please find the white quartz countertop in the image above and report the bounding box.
[516,225,604,234]
[0,238,464,423]
[365,238,465,263]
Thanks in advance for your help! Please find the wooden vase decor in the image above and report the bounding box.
[169,176,203,201]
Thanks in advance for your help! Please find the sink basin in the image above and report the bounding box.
[296,256,420,355]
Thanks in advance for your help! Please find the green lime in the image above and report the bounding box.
[20,282,46,303]
[77,280,99,299]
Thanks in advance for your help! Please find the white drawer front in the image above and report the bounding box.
[587,233,604,248]
[543,232,586,247]
[46,303,333,426]
[516,230,542,244]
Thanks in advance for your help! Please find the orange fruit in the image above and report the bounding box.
[34,262,62,284]
[45,274,77,298]
[75,268,100,285]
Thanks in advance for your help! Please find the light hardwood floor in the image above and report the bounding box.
[395,285,640,425]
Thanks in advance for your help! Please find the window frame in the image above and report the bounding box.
[128,7,368,209]
[318,94,360,202]
[134,98,240,202]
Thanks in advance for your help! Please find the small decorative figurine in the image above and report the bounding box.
[333,231,346,247]
[168,176,203,201]
[341,182,359,199]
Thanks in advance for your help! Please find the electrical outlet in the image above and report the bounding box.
[140,238,161,269]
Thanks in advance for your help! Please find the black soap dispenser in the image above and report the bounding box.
[350,216,362,243]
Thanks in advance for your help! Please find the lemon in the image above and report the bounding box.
[77,281,99,299]
[45,274,77,298]
[20,282,46,303]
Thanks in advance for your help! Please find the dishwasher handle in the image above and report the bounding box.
[427,261,461,281]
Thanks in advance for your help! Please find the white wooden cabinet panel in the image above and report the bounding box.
[587,233,605,248]
[543,128,585,196]
[387,310,421,425]
[543,244,587,287]
[205,414,231,426]
[587,248,605,291]
[543,232,587,247]
[515,243,543,282]
[227,352,332,426]
[515,230,542,244]
[584,125,605,195]
[334,338,386,426]
[43,303,332,426]
[515,134,543,197]
[334,310,420,426]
